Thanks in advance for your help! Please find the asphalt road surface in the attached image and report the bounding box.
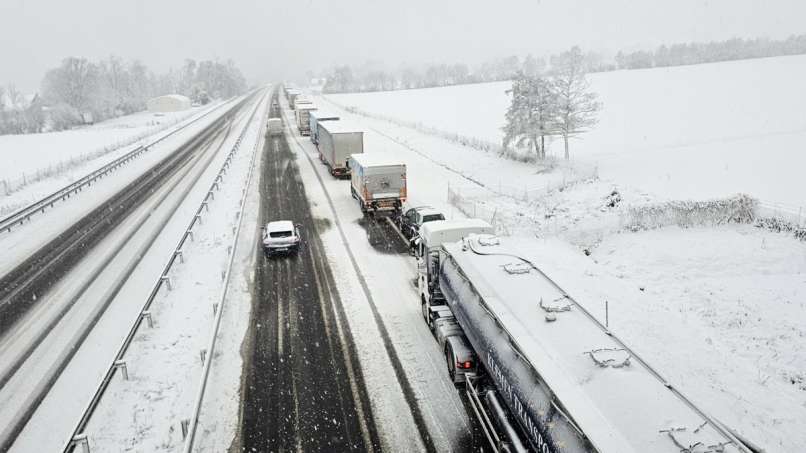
[239,100,381,452]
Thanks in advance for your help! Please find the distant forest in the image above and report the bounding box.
[0,57,247,135]
[321,34,806,94]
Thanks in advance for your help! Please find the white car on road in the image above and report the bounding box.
[262,220,301,256]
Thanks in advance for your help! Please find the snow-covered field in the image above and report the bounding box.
[309,57,806,451]
[328,55,806,209]
[0,103,222,215]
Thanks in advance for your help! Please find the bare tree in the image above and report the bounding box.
[5,84,24,108]
[41,57,99,114]
[552,47,601,160]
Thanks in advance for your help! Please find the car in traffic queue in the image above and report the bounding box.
[262,220,301,257]
[398,206,445,244]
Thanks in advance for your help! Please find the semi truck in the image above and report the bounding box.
[309,110,340,145]
[418,230,757,453]
[295,103,317,135]
[349,154,406,216]
[317,121,364,177]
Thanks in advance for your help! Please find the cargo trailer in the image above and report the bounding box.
[308,110,340,144]
[317,121,363,177]
[349,153,406,216]
[294,103,317,135]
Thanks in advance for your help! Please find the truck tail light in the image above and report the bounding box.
[457,360,473,369]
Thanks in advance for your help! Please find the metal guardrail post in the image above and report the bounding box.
[113,360,128,381]
[69,434,90,453]
[141,311,153,328]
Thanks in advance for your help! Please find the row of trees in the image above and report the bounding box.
[502,47,601,161]
[615,34,806,70]
[1,56,247,135]
[321,54,568,93]
[322,34,806,94]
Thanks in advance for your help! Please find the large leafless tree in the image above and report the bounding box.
[552,47,601,160]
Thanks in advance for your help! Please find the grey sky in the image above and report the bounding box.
[1,0,804,91]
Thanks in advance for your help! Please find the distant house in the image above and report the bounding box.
[147,94,191,113]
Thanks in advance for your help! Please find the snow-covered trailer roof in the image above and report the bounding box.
[295,103,317,111]
[310,110,340,121]
[442,235,750,453]
[348,153,404,169]
[319,121,364,135]
[420,219,493,248]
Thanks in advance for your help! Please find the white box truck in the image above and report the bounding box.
[317,121,363,177]
[295,103,317,135]
[309,110,340,144]
[349,154,407,216]
[267,118,283,136]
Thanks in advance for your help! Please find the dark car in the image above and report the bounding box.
[398,206,445,241]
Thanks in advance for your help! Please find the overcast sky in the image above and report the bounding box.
[1,0,804,91]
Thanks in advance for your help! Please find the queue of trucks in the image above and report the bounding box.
[284,85,407,216]
[279,85,758,453]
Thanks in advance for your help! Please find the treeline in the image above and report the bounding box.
[615,35,806,70]
[321,54,559,93]
[321,34,806,94]
[0,56,247,135]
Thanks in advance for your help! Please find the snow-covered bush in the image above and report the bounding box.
[754,216,806,242]
[624,194,756,231]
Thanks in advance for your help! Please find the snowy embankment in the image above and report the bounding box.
[0,103,221,215]
[315,55,806,452]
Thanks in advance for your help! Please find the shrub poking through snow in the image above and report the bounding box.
[624,194,756,231]
[755,216,806,242]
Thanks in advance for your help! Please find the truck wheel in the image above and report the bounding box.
[445,347,459,385]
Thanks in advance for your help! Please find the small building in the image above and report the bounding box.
[147,94,191,113]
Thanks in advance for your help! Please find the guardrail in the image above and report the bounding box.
[181,90,266,453]
[0,100,234,235]
[62,91,265,453]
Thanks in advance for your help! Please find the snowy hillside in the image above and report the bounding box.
[328,55,806,208]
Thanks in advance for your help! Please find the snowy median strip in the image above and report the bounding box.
[62,90,266,453]
[181,92,266,453]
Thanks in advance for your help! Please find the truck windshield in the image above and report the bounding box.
[422,214,445,223]
[269,231,293,238]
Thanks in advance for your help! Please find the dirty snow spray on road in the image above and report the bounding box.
[238,102,381,452]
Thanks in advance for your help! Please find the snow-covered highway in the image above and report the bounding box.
[0,91,267,452]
